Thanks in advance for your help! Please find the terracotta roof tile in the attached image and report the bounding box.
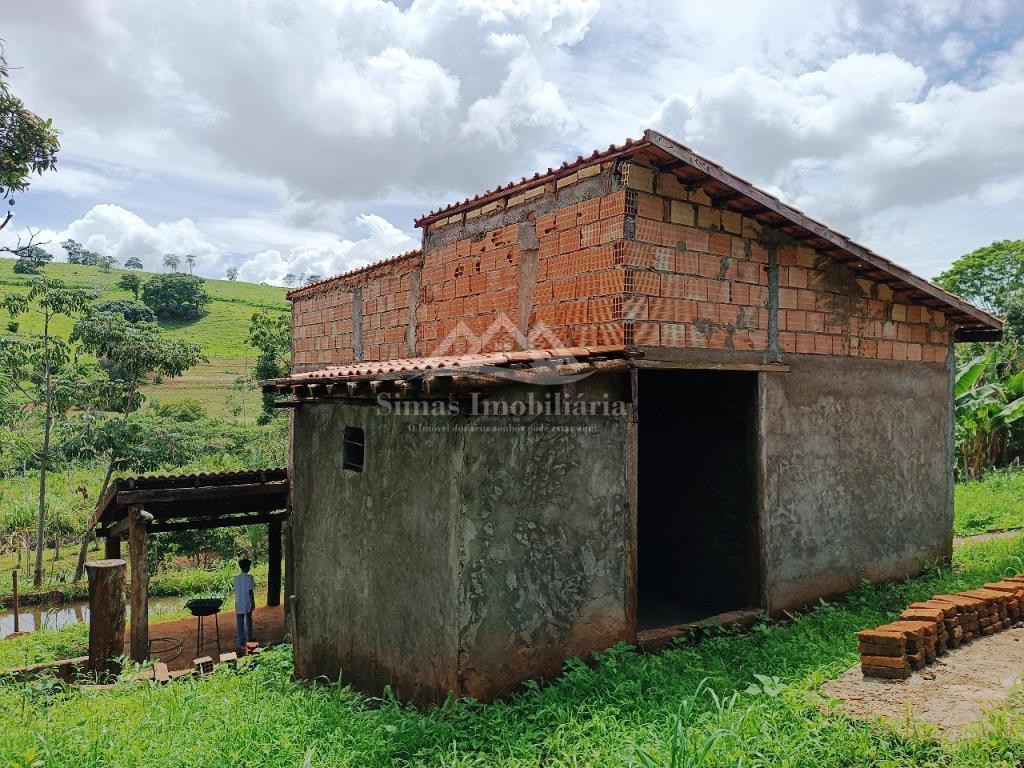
[271,346,627,385]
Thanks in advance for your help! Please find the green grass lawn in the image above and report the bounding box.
[955,468,1024,537]
[2,535,1024,767]
[0,258,288,420]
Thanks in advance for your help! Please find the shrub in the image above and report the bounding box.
[93,299,155,324]
[152,398,207,422]
[141,273,211,321]
[12,245,50,273]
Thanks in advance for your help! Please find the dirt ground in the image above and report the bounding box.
[132,604,287,671]
[821,626,1024,737]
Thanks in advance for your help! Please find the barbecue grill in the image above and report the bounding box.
[185,598,223,657]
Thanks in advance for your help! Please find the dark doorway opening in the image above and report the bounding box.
[637,370,760,630]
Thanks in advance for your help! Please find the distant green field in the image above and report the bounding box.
[0,258,289,419]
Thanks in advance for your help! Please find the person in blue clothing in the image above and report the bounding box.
[233,558,256,650]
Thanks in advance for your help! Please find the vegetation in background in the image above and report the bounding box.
[1,277,92,585]
[117,272,142,299]
[0,46,59,205]
[11,245,51,273]
[936,240,1024,317]
[954,351,1024,477]
[68,309,206,580]
[248,309,291,422]
[955,467,1024,537]
[3,536,1024,766]
[938,240,1024,477]
[0,257,288,577]
[141,273,212,321]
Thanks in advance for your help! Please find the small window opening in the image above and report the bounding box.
[343,426,365,472]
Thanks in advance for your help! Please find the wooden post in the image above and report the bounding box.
[267,517,282,607]
[104,535,121,560]
[85,559,126,676]
[128,506,152,663]
[11,571,19,634]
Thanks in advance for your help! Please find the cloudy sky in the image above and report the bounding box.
[2,0,1023,285]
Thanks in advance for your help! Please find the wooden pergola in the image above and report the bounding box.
[88,468,289,662]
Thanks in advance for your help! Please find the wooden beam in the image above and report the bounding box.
[710,191,744,206]
[85,559,126,678]
[632,360,790,373]
[955,328,1003,342]
[267,517,282,608]
[116,480,288,506]
[104,536,121,559]
[148,512,286,533]
[128,506,152,663]
[106,517,131,541]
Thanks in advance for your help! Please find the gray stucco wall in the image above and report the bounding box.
[290,402,461,703]
[291,376,631,703]
[455,381,631,699]
[758,353,954,611]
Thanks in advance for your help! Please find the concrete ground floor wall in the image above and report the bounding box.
[757,351,954,611]
[288,349,955,703]
[289,376,632,704]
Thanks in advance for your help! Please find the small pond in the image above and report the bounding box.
[1,595,188,638]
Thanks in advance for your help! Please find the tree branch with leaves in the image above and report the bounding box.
[69,310,205,581]
[1,276,91,585]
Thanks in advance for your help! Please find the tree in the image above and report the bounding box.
[185,253,196,274]
[123,256,143,270]
[282,273,296,287]
[61,239,100,266]
[141,272,211,320]
[935,240,1024,316]
[162,253,180,272]
[0,47,60,230]
[248,310,291,422]
[96,253,117,272]
[70,311,205,580]
[1,276,90,585]
[118,272,142,299]
[93,298,154,324]
[305,274,322,285]
[12,244,51,274]
[225,266,239,281]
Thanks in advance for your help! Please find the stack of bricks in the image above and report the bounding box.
[857,577,1024,680]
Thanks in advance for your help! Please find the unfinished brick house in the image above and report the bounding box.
[269,129,1002,705]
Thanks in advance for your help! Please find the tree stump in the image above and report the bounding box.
[85,559,126,678]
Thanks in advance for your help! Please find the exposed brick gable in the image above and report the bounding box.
[292,154,963,371]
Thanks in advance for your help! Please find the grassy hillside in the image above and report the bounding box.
[0,258,289,419]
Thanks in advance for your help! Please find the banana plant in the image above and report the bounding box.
[955,351,1024,477]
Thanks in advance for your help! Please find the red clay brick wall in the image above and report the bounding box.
[291,281,356,368]
[291,160,951,370]
[617,170,951,362]
[417,224,522,356]
[291,254,421,370]
[532,195,627,347]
